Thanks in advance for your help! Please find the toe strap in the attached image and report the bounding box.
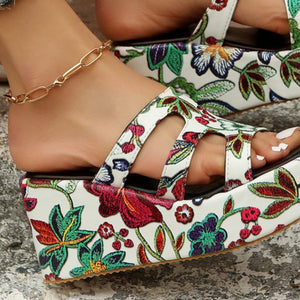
[225,132,254,191]
[93,87,265,201]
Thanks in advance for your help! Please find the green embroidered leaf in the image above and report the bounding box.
[155,226,166,255]
[157,96,198,119]
[77,243,91,269]
[65,180,78,194]
[280,62,292,87]
[240,61,267,101]
[275,168,298,198]
[62,206,84,235]
[259,66,277,80]
[223,195,234,214]
[199,101,236,116]
[65,230,95,246]
[102,252,129,270]
[251,82,265,101]
[69,267,86,278]
[39,245,67,276]
[239,74,251,100]
[197,80,235,100]
[90,239,104,264]
[288,0,300,18]
[249,168,298,201]
[167,46,183,76]
[167,141,194,165]
[261,200,295,219]
[175,232,185,251]
[167,77,198,101]
[50,205,65,239]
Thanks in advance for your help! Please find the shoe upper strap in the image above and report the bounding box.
[93,87,264,200]
[285,0,300,49]
[189,0,238,46]
[190,0,300,49]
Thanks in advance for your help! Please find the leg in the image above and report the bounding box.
[0,0,299,186]
[96,0,289,41]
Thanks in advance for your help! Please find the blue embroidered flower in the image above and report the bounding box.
[269,90,287,102]
[191,45,244,78]
[188,213,227,256]
[258,51,275,64]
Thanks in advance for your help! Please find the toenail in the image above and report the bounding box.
[276,127,300,139]
[256,155,265,161]
[279,143,288,150]
[272,146,282,152]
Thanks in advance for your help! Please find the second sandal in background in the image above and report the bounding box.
[114,0,300,116]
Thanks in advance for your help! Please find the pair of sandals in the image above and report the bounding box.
[23,0,300,283]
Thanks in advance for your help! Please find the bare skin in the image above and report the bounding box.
[96,0,290,41]
[1,0,300,187]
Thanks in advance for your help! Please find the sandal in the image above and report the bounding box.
[22,87,300,283]
[113,0,300,116]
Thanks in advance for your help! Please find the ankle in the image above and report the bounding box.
[0,0,100,95]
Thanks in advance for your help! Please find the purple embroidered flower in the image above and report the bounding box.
[192,44,244,78]
[188,213,227,256]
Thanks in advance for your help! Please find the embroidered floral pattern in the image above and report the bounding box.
[175,204,194,224]
[188,214,227,256]
[191,45,244,79]
[114,0,300,116]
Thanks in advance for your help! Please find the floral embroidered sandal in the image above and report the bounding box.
[114,0,300,116]
[21,85,300,283]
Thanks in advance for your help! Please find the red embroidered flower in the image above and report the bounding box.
[240,228,251,239]
[121,142,135,154]
[44,273,62,282]
[114,50,121,59]
[251,224,262,236]
[195,117,209,125]
[205,36,217,45]
[112,240,121,250]
[175,204,194,224]
[119,228,129,237]
[209,0,228,11]
[98,222,114,239]
[172,178,185,200]
[245,169,253,181]
[224,179,242,191]
[127,124,145,137]
[228,239,246,248]
[275,224,285,232]
[241,207,260,224]
[84,181,175,228]
[124,239,134,248]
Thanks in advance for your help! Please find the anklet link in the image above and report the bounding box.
[3,40,112,104]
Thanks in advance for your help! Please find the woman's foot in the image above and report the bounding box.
[2,0,300,187]
[96,0,290,41]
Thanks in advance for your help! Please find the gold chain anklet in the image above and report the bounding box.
[4,40,112,104]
